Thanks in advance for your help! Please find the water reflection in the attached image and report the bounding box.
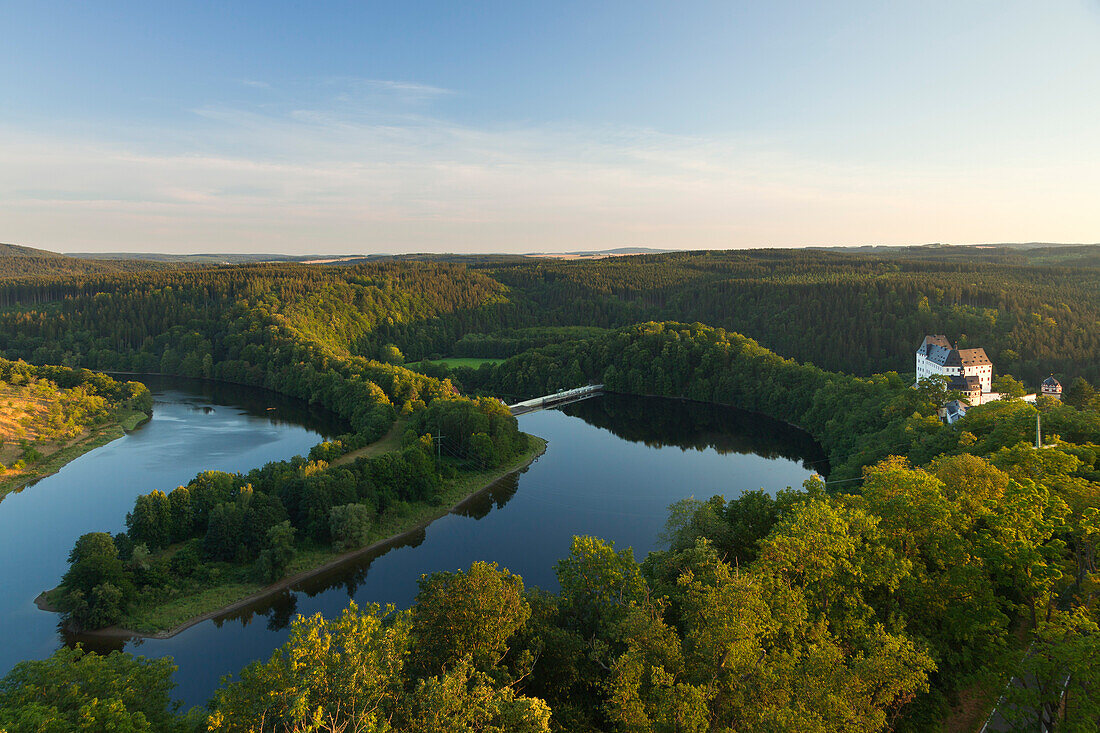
[134,376,348,436]
[560,392,828,471]
[205,470,529,634]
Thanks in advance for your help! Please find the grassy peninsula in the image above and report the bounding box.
[48,434,545,636]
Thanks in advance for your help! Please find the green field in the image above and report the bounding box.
[405,357,501,370]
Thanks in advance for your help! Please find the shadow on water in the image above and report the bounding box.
[559,392,829,473]
[121,374,349,437]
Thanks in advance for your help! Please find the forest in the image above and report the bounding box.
[0,246,1097,731]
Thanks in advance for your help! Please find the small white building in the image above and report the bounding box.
[1041,375,1063,400]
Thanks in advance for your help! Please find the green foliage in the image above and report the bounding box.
[208,602,410,732]
[255,521,296,584]
[380,343,404,364]
[328,502,374,553]
[126,490,172,550]
[408,561,530,678]
[399,659,551,733]
[58,533,132,627]
[0,646,193,732]
[992,373,1029,398]
[1000,608,1100,731]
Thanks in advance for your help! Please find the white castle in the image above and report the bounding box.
[916,335,1050,423]
[915,335,993,403]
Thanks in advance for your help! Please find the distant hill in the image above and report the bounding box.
[0,242,68,259]
[811,242,1100,267]
[0,243,178,278]
[66,248,678,264]
[69,252,537,266]
[65,252,309,264]
[525,247,674,260]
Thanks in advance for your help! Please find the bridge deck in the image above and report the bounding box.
[508,385,603,415]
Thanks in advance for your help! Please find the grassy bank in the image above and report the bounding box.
[61,435,547,637]
[0,408,149,501]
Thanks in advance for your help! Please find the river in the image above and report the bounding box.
[0,386,825,709]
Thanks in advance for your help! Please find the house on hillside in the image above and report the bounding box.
[1041,375,1063,400]
[942,399,969,425]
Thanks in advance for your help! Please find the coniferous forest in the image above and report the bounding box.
[0,245,1099,731]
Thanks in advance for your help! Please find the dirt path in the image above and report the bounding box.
[330,417,408,466]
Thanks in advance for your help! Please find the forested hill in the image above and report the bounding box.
[452,248,1100,383]
[0,262,508,369]
[0,242,177,278]
[1,246,1098,386]
[0,254,1098,730]
[0,243,68,258]
[159,247,1092,385]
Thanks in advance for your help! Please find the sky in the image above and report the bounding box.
[2,1,1099,255]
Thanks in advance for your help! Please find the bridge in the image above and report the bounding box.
[508,384,604,415]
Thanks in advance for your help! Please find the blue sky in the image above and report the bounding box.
[2,1,1099,254]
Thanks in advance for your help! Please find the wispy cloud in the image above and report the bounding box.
[1,79,1098,253]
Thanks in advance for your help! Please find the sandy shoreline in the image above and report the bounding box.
[38,436,547,641]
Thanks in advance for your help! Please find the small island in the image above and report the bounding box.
[0,359,152,501]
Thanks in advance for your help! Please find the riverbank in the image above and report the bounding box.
[39,434,547,639]
[0,408,150,502]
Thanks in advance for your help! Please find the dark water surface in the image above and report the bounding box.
[0,389,824,709]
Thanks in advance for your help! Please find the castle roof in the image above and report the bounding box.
[924,344,960,367]
[1042,375,1061,388]
[918,335,951,353]
[948,375,982,393]
[917,337,991,368]
[957,348,991,367]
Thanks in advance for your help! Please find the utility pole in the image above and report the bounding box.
[432,433,446,471]
[1036,412,1041,449]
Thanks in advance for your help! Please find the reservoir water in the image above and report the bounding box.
[0,378,341,681]
[0,386,825,709]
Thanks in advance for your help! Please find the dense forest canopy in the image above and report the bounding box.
[0,247,1097,731]
[1,246,1098,386]
[468,249,1100,384]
